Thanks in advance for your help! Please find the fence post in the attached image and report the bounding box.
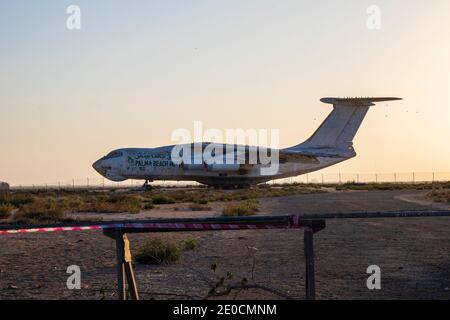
[114,229,127,300]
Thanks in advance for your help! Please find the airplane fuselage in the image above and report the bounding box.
[93,144,348,188]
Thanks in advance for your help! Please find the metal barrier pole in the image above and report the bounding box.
[114,229,127,300]
[122,233,139,300]
[112,229,139,300]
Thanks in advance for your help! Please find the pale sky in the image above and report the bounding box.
[1,0,449,185]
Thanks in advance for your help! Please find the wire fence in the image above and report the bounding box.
[7,172,450,190]
[279,171,450,185]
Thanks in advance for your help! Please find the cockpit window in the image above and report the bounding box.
[104,151,123,159]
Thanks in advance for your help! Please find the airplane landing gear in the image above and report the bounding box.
[142,180,152,191]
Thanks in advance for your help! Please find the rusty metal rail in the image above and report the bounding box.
[1,210,448,232]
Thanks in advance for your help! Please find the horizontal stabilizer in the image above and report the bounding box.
[321,97,402,105]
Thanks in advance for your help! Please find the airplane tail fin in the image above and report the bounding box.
[289,97,402,153]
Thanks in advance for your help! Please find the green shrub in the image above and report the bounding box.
[135,238,181,265]
[222,200,260,217]
[143,202,154,210]
[152,195,176,205]
[183,237,197,250]
[0,203,14,219]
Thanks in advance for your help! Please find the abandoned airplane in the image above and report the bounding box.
[93,97,401,188]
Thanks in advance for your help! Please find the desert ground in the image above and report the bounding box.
[0,189,449,300]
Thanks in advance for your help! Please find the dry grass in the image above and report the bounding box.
[222,200,260,217]
[336,182,449,191]
[9,193,34,207]
[9,181,448,219]
[141,185,324,204]
[426,188,450,203]
[61,196,88,212]
[91,200,140,214]
[9,180,445,224]
[183,237,197,250]
[135,238,181,265]
[13,198,70,224]
[90,194,142,213]
[188,203,212,211]
[1,184,325,223]
[2,191,149,224]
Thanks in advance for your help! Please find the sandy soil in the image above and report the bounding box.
[0,190,449,300]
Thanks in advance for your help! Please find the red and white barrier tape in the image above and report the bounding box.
[0,219,302,235]
[0,225,104,235]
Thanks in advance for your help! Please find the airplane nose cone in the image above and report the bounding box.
[92,159,104,175]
